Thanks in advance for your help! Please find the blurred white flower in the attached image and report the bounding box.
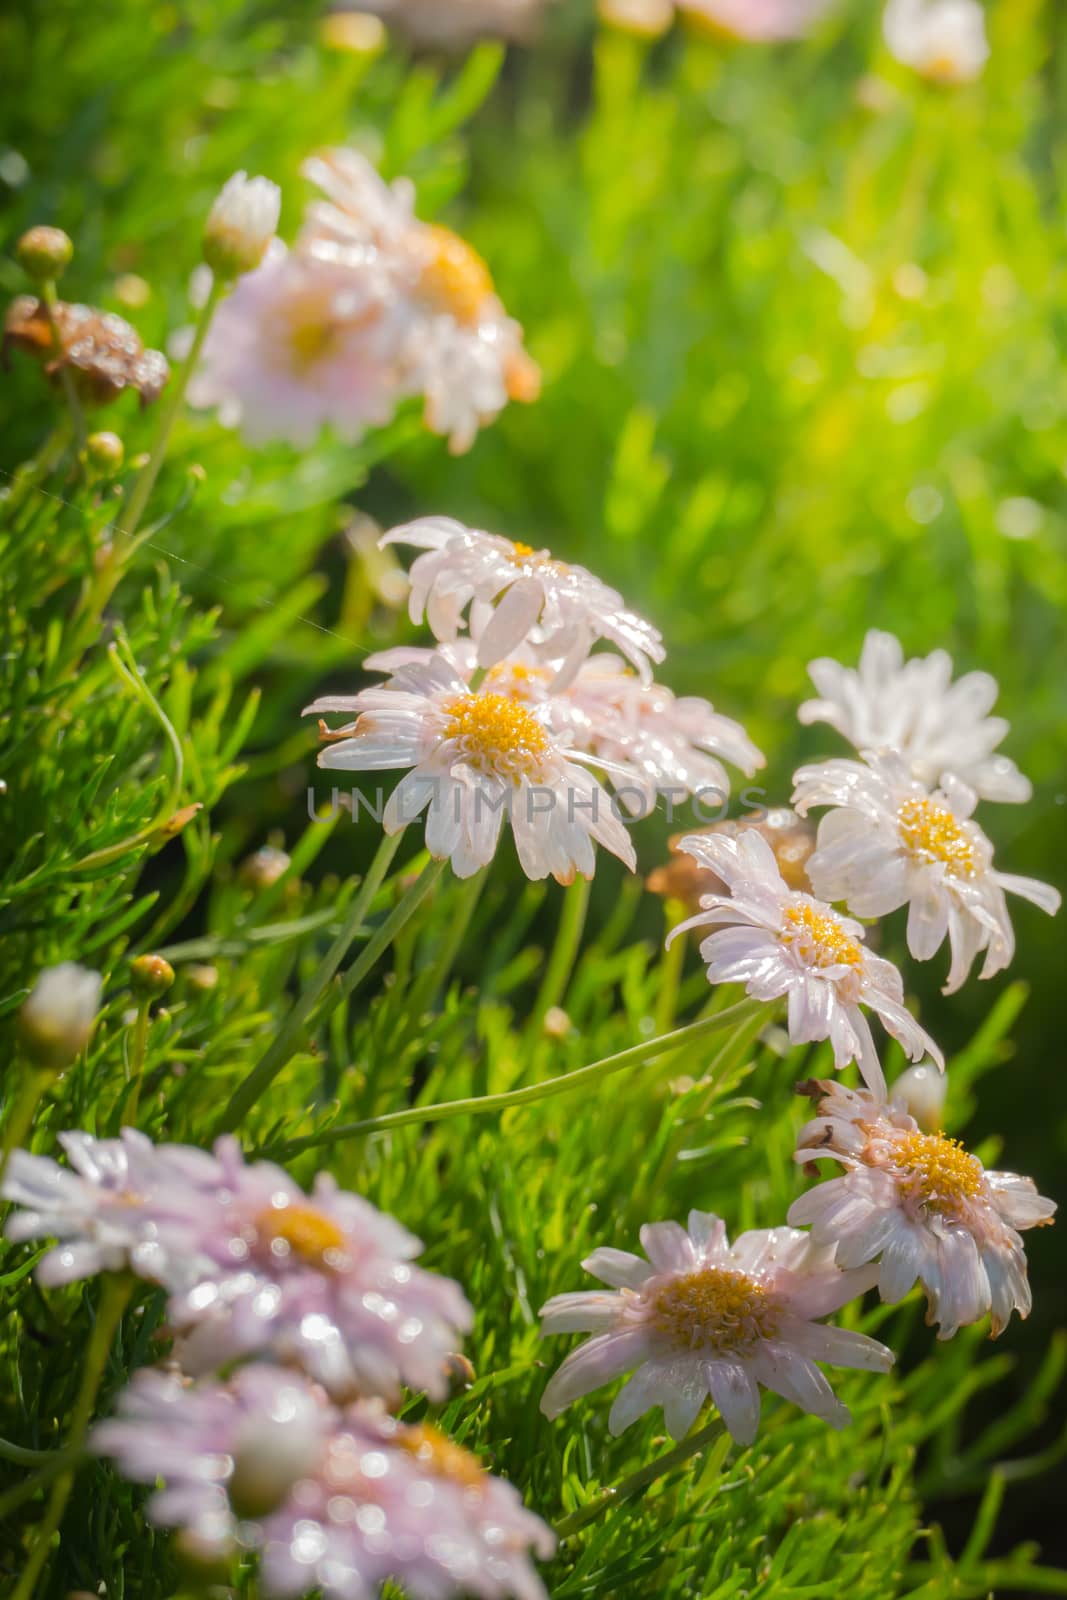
[18,962,102,1072]
[203,171,281,280]
[791,1079,1055,1337]
[799,630,1030,804]
[540,1210,892,1444]
[667,829,941,1097]
[793,750,1060,994]
[883,0,989,84]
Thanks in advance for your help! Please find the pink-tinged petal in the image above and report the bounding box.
[581,1247,654,1290]
[994,873,1061,916]
[985,1173,1056,1231]
[476,578,545,667]
[538,1291,622,1335]
[906,876,950,959]
[540,1330,651,1419]
[705,1359,761,1445]
[686,1212,729,1261]
[779,1319,893,1373]
[639,1221,698,1274]
[607,1359,678,1436]
[878,1227,927,1304]
[36,1240,109,1286]
[749,1344,851,1430]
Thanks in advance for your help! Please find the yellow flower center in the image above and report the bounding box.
[924,52,962,82]
[895,1130,984,1214]
[781,902,863,969]
[257,1203,348,1267]
[484,661,551,700]
[897,798,978,878]
[505,539,569,576]
[418,225,495,326]
[650,1267,780,1355]
[397,1424,485,1490]
[442,692,550,780]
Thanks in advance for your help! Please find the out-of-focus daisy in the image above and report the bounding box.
[790,1079,1055,1337]
[94,1364,330,1565]
[96,1367,555,1599]
[2,1129,217,1288]
[307,654,637,883]
[798,630,1030,804]
[203,171,281,280]
[301,149,540,454]
[364,640,763,817]
[540,1210,891,1444]
[792,751,1060,994]
[190,149,537,454]
[678,0,836,43]
[167,1137,472,1402]
[381,516,665,686]
[665,829,942,1097]
[882,0,989,84]
[186,241,400,447]
[348,0,556,48]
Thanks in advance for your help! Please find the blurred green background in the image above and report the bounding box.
[2,0,1064,1573]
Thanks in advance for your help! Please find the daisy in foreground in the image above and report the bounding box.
[306,654,636,883]
[381,516,665,687]
[798,629,1031,804]
[95,1365,555,1598]
[792,751,1060,993]
[540,1211,892,1444]
[790,1080,1055,1338]
[666,829,942,1097]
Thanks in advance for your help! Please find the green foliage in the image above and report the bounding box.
[0,0,1065,1596]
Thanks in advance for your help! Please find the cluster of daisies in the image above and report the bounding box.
[190,150,539,455]
[306,520,1057,1454]
[4,1131,553,1596]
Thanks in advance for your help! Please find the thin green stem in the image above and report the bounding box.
[0,1436,62,1468]
[12,1276,131,1599]
[555,1417,726,1539]
[258,999,763,1161]
[654,899,687,1034]
[39,280,87,447]
[0,1450,80,1520]
[115,279,224,542]
[525,874,589,1044]
[0,1069,49,1189]
[122,1000,151,1126]
[213,831,404,1135]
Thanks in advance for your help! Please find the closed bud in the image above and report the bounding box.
[83,430,124,475]
[891,1062,947,1131]
[130,954,175,998]
[203,172,281,281]
[239,845,291,892]
[18,962,102,1072]
[16,225,74,282]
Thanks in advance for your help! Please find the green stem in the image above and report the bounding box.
[258,999,763,1161]
[114,279,224,543]
[122,1001,151,1126]
[0,1069,49,1189]
[12,1276,131,1600]
[39,280,87,448]
[3,419,73,522]
[555,1418,725,1539]
[0,1450,80,1520]
[525,874,589,1044]
[213,832,404,1136]
[654,899,687,1035]
[0,1436,63,1468]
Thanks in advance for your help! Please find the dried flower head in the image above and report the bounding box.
[4,296,169,407]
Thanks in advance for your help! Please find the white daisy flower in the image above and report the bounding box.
[380,516,665,688]
[364,640,763,816]
[790,1079,1055,1338]
[666,829,942,1098]
[540,1210,892,1445]
[798,630,1030,804]
[883,0,989,85]
[202,171,281,280]
[792,750,1060,994]
[305,654,636,883]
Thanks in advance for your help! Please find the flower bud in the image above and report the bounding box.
[130,954,175,998]
[228,1389,327,1518]
[18,962,102,1072]
[239,845,291,891]
[202,172,281,281]
[891,1063,947,1131]
[83,431,124,475]
[15,225,73,283]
